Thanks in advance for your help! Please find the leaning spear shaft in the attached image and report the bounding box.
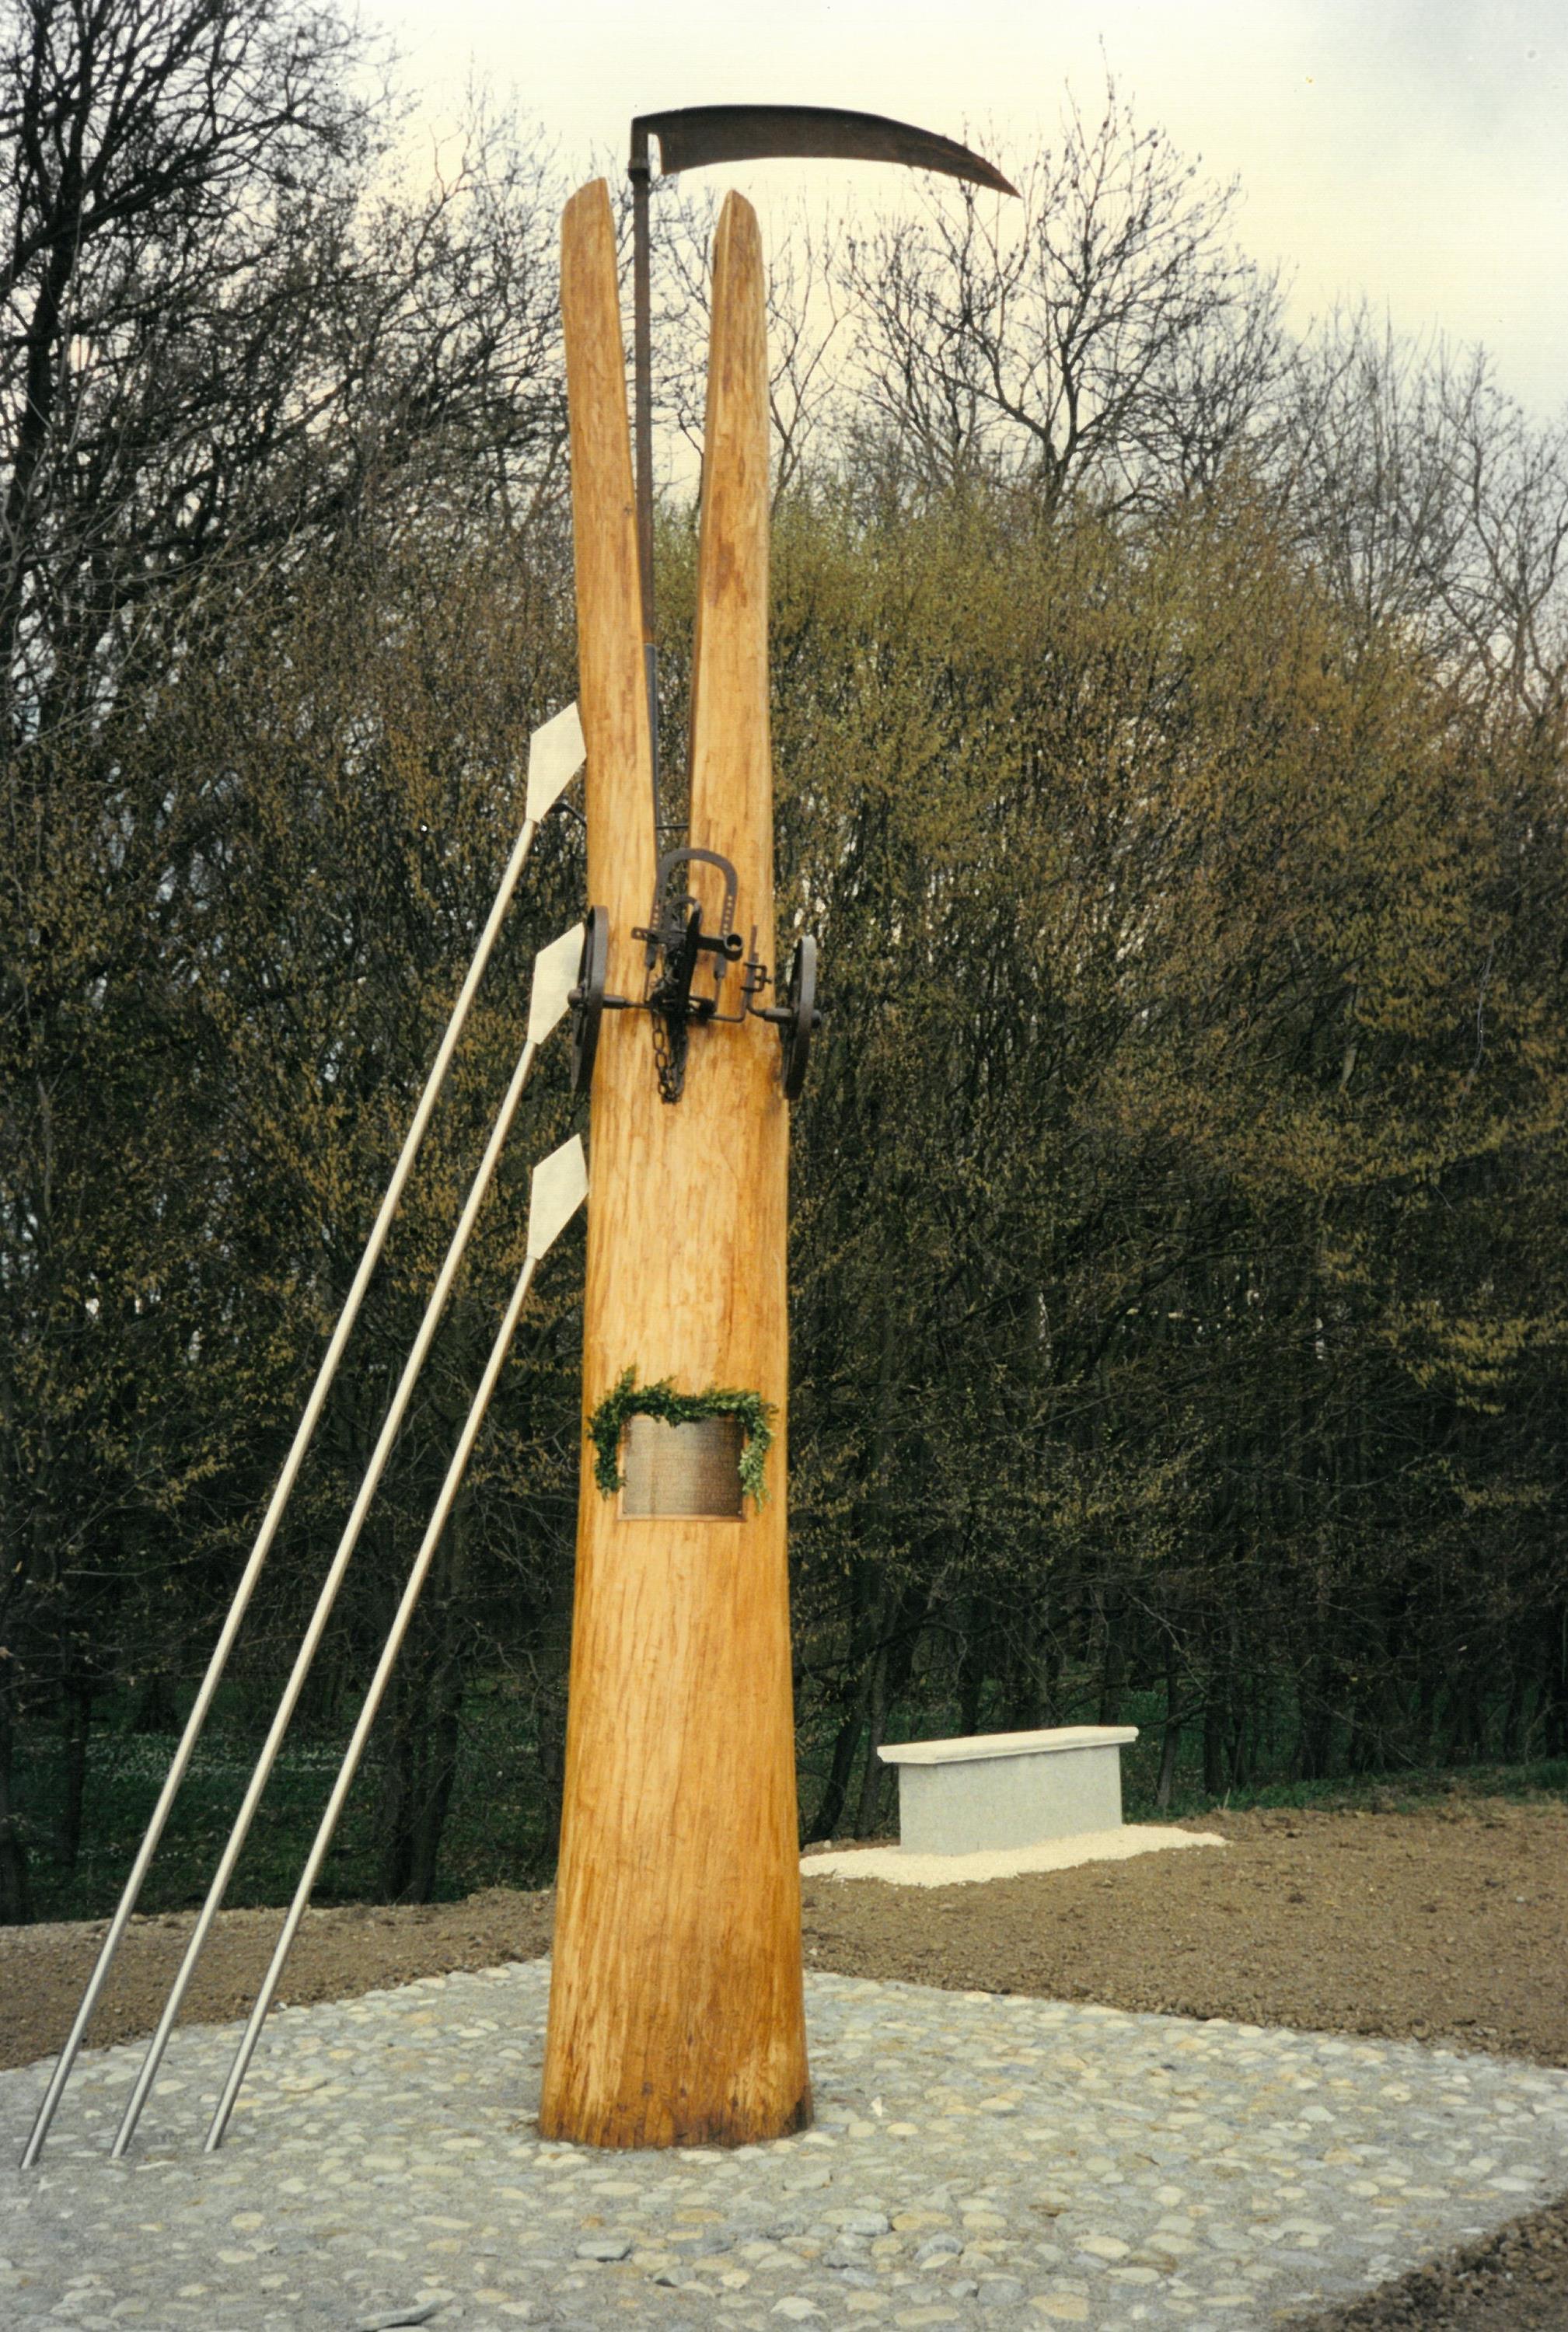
[107,920,584,2158]
[203,1135,588,2152]
[19,706,584,2172]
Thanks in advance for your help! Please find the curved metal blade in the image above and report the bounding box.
[526,1134,588,1262]
[631,105,1018,197]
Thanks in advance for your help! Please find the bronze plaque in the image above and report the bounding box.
[620,1414,744,1517]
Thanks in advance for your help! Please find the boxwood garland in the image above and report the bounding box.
[588,1368,776,1506]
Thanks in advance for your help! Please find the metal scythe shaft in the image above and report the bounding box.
[627,104,1014,843]
[19,712,582,2170]
[630,123,659,819]
[108,989,569,2157]
[203,1136,588,2152]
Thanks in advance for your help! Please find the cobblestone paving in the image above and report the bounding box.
[5,1962,1568,2332]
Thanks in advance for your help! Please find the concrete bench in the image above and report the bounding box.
[877,1724,1138,1856]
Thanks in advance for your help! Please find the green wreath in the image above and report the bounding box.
[588,1367,776,1506]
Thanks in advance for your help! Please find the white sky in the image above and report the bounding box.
[375,0,1566,418]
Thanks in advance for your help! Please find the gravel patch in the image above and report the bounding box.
[5,1960,1568,2332]
[799,1828,1225,1887]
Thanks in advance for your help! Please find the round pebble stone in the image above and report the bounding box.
[2,1961,1566,2330]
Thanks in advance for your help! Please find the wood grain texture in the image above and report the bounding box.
[540,187,810,2149]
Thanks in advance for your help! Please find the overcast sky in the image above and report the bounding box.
[374,0,1566,418]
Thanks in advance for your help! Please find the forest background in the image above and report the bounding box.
[3,0,1566,1925]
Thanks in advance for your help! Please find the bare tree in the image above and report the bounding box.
[0,0,568,740]
[840,82,1282,508]
[0,0,569,1920]
[1276,309,1475,640]
[1278,310,1568,717]
[0,0,368,730]
[1432,364,1568,722]
[651,185,852,504]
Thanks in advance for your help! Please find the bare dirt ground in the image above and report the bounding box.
[4,1798,1566,2330]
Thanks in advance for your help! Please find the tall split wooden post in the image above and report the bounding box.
[540,181,812,2148]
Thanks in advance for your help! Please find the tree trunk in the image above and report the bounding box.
[375,1616,466,1908]
[808,1705,864,1843]
[1226,1681,1251,1790]
[54,1681,94,1870]
[853,1639,889,1837]
[1543,1608,1568,1760]
[407,1664,464,1904]
[375,1674,419,1903]
[1097,1591,1126,1726]
[0,1684,33,1923]
[131,1670,179,1733]
[1294,1648,1337,1780]
[1155,1633,1183,1810]
[1203,1682,1227,1797]
[533,1670,570,1872]
[957,1602,987,1737]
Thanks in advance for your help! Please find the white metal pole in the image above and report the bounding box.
[103,913,585,2158]
[23,821,542,2170]
[109,1041,545,2156]
[21,705,585,2170]
[203,1136,587,2149]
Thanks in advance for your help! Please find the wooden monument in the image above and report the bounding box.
[538,180,812,2148]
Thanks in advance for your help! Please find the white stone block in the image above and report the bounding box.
[878,1725,1138,1856]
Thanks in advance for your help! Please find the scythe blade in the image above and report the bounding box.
[630,103,1018,197]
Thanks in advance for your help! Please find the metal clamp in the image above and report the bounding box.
[570,857,822,1105]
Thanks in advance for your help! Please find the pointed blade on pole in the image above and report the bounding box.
[525,701,588,826]
[527,921,586,1049]
[632,105,1018,198]
[526,1135,588,1262]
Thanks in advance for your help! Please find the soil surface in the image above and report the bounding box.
[0,1887,559,2069]
[798,1803,1568,2065]
[5,1798,1567,2331]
